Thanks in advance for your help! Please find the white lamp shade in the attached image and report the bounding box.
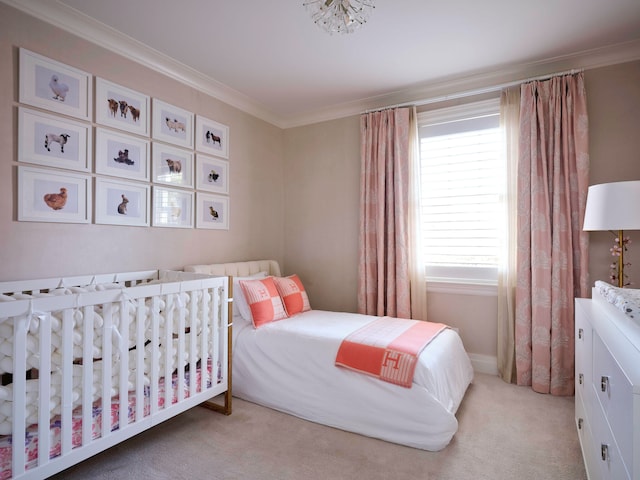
[583,180,640,231]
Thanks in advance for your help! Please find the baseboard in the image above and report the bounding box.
[468,353,499,376]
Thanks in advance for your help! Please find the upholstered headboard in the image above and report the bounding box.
[183,259,281,277]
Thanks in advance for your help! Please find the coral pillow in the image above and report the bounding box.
[274,274,311,316]
[239,277,288,328]
[232,271,269,321]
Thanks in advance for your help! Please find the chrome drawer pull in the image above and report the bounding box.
[578,328,583,339]
[579,373,583,385]
[601,376,609,393]
[578,418,583,430]
[601,444,608,461]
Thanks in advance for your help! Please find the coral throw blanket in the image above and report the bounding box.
[335,317,448,388]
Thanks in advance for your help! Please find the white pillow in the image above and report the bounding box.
[232,271,269,321]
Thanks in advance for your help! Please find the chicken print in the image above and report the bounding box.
[43,187,67,210]
[49,75,69,102]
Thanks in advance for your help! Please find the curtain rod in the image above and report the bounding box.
[363,68,583,114]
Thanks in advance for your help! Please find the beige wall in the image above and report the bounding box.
[0,4,285,281]
[3,3,640,361]
[282,116,361,313]
[585,61,640,288]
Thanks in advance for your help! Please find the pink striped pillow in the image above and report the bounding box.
[273,274,311,316]
[239,277,288,328]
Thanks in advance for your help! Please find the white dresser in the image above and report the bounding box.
[575,292,640,480]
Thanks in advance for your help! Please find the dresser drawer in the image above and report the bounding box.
[576,389,600,479]
[590,397,631,480]
[575,313,592,414]
[592,333,634,472]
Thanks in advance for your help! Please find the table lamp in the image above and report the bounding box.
[583,180,640,287]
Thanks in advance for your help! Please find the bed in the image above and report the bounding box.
[184,260,473,451]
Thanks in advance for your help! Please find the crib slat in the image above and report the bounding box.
[101,303,113,438]
[212,286,220,387]
[188,291,197,397]
[37,313,52,468]
[200,290,210,392]
[118,298,130,430]
[135,298,146,422]
[150,295,160,416]
[12,315,28,477]
[164,294,173,408]
[81,305,94,446]
[61,308,74,455]
[177,291,185,403]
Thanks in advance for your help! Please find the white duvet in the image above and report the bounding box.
[232,310,474,451]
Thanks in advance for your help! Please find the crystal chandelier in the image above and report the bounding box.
[303,0,375,34]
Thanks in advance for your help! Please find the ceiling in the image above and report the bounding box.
[7,0,640,127]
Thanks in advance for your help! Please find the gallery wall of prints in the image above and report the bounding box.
[15,48,230,230]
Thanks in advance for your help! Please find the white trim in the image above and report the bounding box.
[469,353,499,376]
[4,0,640,128]
[426,281,497,297]
[418,98,500,125]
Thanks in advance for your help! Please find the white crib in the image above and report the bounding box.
[0,270,230,480]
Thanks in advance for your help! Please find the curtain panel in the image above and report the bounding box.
[358,107,412,319]
[497,87,520,384]
[515,73,590,395]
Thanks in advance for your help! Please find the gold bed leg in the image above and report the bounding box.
[202,275,233,415]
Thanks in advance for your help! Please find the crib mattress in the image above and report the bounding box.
[232,310,474,451]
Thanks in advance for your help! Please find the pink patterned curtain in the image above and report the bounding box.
[515,73,590,395]
[358,108,411,318]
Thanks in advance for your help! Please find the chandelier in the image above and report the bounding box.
[303,0,375,34]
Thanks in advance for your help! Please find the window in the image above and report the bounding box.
[418,99,502,287]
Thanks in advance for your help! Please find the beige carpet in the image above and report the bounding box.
[49,373,586,480]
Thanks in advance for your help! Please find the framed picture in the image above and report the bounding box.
[196,192,229,230]
[195,115,229,158]
[152,99,194,148]
[18,166,91,223]
[19,48,92,121]
[95,78,149,136]
[95,178,150,227]
[18,107,92,172]
[152,143,194,188]
[95,128,150,181]
[195,154,228,194]
[152,186,194,229]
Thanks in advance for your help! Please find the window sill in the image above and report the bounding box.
[426,279,497,297]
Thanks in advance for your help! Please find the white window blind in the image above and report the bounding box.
[418,99,502,284]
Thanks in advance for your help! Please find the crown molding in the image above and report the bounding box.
[2,0,282,126]
[5,0,640,129]
[282,38,640,128]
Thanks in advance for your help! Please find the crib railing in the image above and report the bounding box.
[0,270,229,480]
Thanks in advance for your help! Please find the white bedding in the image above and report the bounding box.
[232,309,474,451]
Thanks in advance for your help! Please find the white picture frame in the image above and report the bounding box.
[18,165,91,223]
[152,99,194,148]
[95,128,150,181]
[18,107,92,172]
[19,48,92,121]
[195,115,229,158]
[95,178,150,227]
[152,142,194,188]
[152,186,194,229]
[196,192,229,230]
[195,154,229,194]
[95,78,150,136]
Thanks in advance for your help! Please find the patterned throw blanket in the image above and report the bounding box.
[335,317,447,388]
